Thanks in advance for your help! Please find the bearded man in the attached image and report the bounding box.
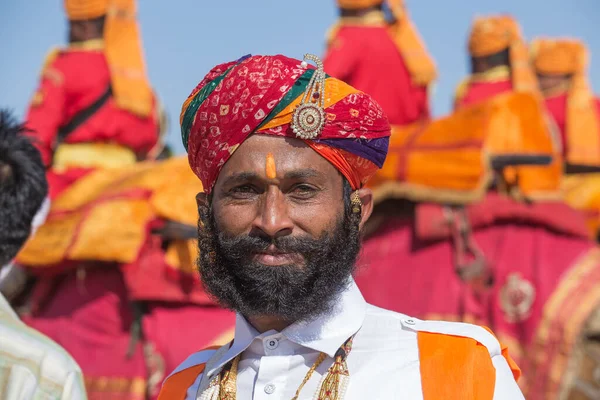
[157,54,524,399]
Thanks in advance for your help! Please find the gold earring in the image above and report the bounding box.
[351,191,362,214]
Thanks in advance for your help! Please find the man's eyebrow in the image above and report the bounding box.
[283,169,322,180]
[221,172,260,186]
[221,169,324,186]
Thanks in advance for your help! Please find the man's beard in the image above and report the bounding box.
[197,205,361,324]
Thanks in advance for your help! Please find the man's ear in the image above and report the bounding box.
[356,187,373,230]
[196,192,209,229]
[196,192,208,210]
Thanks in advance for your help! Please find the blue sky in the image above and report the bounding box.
[2,1,599,154]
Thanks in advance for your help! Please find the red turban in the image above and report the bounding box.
[181,54,391,193]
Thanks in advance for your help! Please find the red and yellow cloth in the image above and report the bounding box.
[332,0,436,87]
[64,0,153,117]
[459,15,539,99]
[181,54,391,192]
[323,11,429,126]
[532,38,600,166]
[368,92,562,204]
[17,157,202,271]
[26,42,159,187]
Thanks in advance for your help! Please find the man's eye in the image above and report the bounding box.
[289,184,318,198]
[230,185,258,195]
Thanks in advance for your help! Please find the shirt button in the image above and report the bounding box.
[404,319,416,325]
[264,383,276,394]
[265,338,279,350]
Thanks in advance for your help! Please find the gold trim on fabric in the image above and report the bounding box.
[337,9,386,26]
[53,143,137,171]
[528,248,600,397]
[68,39,105,51]
[470,65,511,83]
[42,67,64,86]
[84,376,146,396]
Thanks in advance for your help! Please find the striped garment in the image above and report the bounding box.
[0,292,87,399]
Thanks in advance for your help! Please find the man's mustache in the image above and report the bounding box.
[216,233,325,257]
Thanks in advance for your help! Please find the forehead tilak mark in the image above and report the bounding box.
[266,152,277,179]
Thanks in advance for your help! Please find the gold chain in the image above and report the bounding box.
[219,351,327,400]
[218,354,240,399]
[291,352,327,400]
[217,336,354,400]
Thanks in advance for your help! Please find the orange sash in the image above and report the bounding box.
[158,331,520,399]
[157,364,206,400]
[419,329,520,400]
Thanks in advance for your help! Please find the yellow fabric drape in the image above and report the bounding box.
[368,92,562,205]
[330,0,437,86]
[532,38,600,165]
[17,157,203,267]
[64,0,153,117]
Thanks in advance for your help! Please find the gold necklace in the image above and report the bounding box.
[216,336,354,400]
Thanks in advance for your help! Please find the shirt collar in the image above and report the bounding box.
[206,278,367,377]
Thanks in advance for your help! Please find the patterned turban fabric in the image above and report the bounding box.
[468,15,538,95]
[64,0,153,117]
[181,54,391,193]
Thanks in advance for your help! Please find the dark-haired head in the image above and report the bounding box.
[339,2,384,17]
[69,15,106,43]
[471,48,511,74]
[0,110,48,267]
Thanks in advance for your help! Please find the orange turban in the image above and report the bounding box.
[64,0,108,20]
[64,0,153,117]
[331,0,437,86]
[468,15,538,95]
[532,38,600,165]
[337,0,383,9]
[532,39,584,76]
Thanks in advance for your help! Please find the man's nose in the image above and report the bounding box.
[252,187,293,239]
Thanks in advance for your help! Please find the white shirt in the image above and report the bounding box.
[171,280,524,399]
[0,197,82,399]
[0,292,86,400]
